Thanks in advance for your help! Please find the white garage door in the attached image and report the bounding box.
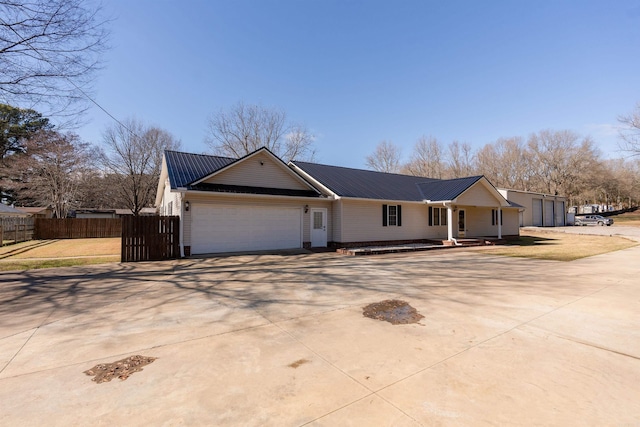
[532,199,543,226]
[544,200,554,226]
[191,204,302,254]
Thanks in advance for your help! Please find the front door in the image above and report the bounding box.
[310,208,327,247]
[458,209,466,238]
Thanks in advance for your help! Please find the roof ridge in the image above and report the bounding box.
[293,160,440,180]
[165,150,237,162]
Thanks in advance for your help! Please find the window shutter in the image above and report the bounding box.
[428,206,433,226]
[397,205,402,226]
[382,204,388,226]
[492,209,495,226]
[500,210,503,225]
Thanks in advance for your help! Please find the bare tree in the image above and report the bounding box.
[618,103,640,156]
[3,130,90,217]
[101,118,181,215]
[366,140,402,173]
[475,137,532,189]
[527,130,600,198]
[402,136,445,178]
[445,140,475,178]
[206,102,315,162]
[0,0,109,121]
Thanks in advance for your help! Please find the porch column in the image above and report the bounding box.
[497,207,502,239]
[447,205,454,241]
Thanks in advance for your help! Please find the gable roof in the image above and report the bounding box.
[165,150,236,189]
[290,161,439,201]
[161,148,320,198]
[416,176,484,201]
[290,161,496,203]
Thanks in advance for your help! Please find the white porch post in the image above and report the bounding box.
[447,205,454,241]
[497,207,502,239]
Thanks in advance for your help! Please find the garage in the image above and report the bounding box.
[190,204,302,254]
[532,199,543,226]
[544,199,554,226]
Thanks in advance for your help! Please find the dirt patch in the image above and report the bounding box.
[288,358,310,368]
[363,299,424,325]
[84,355,156,384]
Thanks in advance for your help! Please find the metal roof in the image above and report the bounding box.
[291,161,439,201]
[165,150,235,189]
[416,176,484,201]
[291,162,486,202]
[165,150,492,203]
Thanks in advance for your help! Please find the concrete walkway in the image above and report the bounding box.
[1,236,639,425]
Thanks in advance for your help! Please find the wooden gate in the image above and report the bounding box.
[121,216,180,262]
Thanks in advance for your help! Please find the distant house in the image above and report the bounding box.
[156,147,521,256]
[74,207,157,219]
[0,204,28,217]
[75,209,117,219]
[498,189,567,227]
[15,206,53,218]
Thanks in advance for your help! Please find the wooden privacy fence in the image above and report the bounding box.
[121,216,180,262]
[35,218,122,239]
[0,217,35,246]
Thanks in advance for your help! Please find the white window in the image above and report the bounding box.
[388,205,397,226]
[431,207,448,226]
[383,204,402,227]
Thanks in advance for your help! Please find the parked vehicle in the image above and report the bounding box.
[574,215,614,226]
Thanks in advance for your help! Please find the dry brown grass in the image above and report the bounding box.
[611,212,640,227]
[0,238,120,259]
[477,230,637,261]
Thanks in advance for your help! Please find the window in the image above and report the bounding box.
[491,209,503,225]
[429,207,448,226]
[313,211,323,229]
[168,201,173,216]
[388,205,397,226]
[382,204,402,227]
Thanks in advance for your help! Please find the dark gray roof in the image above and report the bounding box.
[165,150,236,189]
[416,176,484,201]
[165,150,321,197]
[292,161,485,202]
[291,161,439,201]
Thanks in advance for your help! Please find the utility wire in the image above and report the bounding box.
[0,15,140,139]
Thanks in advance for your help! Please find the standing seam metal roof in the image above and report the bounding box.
[165,150,236,189]
[291,161,485,202]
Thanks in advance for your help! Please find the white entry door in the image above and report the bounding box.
[458,209,466,238]
[310,208,327,247]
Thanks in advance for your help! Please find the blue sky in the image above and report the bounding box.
[80,0,640,167]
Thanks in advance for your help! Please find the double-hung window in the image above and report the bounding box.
[382,204,402,226]
[429,207,448,226]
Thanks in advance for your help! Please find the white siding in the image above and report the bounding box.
[465,207,519,237]
[457,183,502,207]
[340,200,429,243]
[203,151,309,190]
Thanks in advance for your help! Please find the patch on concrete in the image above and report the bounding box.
[288,358,310,368]
[84,355,156,384]
[363,300,424,325]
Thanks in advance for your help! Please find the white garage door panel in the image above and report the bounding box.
[191,205,301,254]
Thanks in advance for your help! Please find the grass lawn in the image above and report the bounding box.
[0,238,120,271]
[477,230,637,261]
[610,212,640,227]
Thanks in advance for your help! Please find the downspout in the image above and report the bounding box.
[179,193,185,258]
[444,202,460,245]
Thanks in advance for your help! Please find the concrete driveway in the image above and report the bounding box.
[1,239,639,425]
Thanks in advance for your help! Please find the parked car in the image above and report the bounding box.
[574,215,614,226]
